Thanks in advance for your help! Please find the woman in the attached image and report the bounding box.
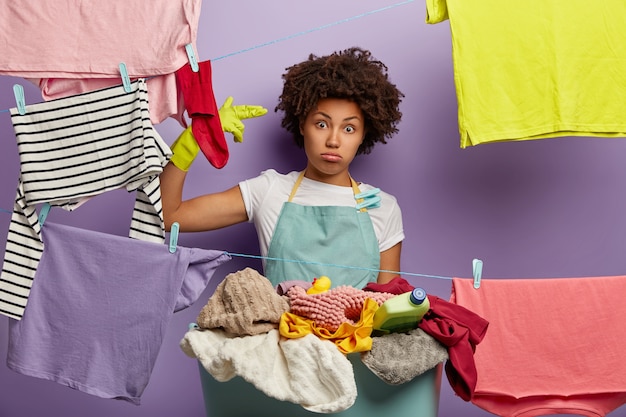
[161,47,404,287]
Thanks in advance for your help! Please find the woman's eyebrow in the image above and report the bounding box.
[313,111,362,122]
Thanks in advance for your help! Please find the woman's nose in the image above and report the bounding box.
[326,129,340,147]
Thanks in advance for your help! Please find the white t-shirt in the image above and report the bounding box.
[239,169,404,258]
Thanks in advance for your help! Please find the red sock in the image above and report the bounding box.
[176,60,228,169]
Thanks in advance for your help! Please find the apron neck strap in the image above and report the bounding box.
[288,171,367,212]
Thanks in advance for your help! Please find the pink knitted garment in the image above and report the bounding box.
[287,285,396,332]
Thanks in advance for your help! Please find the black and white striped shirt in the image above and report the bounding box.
[0,79,171,319]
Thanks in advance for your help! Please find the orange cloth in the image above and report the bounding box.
[452,276,626,417]
[280,298,379,354]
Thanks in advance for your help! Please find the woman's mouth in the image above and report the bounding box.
[321,153,342,162]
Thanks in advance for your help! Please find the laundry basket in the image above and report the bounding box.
[198,353,442,417]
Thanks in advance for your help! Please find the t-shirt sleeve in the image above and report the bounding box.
[238,169,278,223]
[379,194,405,252]
[425,0,449,24]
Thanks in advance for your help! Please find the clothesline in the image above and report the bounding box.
[211,0,415,62]
[224,251,454,281]
[0,0,415,115]
[3,208,620,284]
[0,206,455,281]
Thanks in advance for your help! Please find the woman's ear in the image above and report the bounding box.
[299,121,304,136]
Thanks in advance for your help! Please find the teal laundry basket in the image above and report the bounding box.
[198,353,442,417]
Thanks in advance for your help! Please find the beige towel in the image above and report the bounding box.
[196,267,289,335]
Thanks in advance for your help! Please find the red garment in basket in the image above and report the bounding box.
[418,294,488,401]
[363,275,415,294]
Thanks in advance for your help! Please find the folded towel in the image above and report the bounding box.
[361,328,448,385]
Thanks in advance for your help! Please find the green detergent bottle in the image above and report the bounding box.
[372,287,430,334]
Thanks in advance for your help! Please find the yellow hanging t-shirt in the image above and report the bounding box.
[426,0,626,148]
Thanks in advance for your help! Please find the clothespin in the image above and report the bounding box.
[13,84,26,115]
[472,258,483,289]
[185,44,199,72]
[168,222,180,253]
[38,203,51,227]
[355,188,381,211]
[119,63,132,93]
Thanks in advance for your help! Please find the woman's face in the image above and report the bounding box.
[300,98,365,186]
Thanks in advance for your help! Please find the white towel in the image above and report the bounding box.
[180,328,357,413]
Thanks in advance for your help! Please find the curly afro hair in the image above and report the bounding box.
[275,47,404,155]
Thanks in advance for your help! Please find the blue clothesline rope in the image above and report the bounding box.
[211,0,415,61]
[224,251,454,281]
[0,208,454,281]
[0,0,415,115]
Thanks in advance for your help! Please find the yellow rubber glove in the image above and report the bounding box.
[169,127,199,171]
[218,96,268,143]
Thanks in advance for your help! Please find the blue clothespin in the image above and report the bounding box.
[355,188,380,200]
[355,188,381,210]
[38,203,51,227]
[169,222,180,253]
[185,44,199,72]
[119,63,132,93]
[472,258,483,289]
[356,195,381,210]
[13,84,26,115]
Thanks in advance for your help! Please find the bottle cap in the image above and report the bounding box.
[410,287,427,304]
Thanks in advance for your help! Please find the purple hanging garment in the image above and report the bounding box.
[6,222,230,404]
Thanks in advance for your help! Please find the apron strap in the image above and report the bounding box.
[288,171,367,212]
[351,178,367,213]
[287,171,307,202]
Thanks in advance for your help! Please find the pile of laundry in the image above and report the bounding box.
[181,268,488,413]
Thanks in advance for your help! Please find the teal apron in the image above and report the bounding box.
[264,171,380,289]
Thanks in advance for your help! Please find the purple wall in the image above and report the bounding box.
[1,1,625,416]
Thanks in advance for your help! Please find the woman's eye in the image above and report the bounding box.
[316,121,327,128]
[345,125,355,133]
